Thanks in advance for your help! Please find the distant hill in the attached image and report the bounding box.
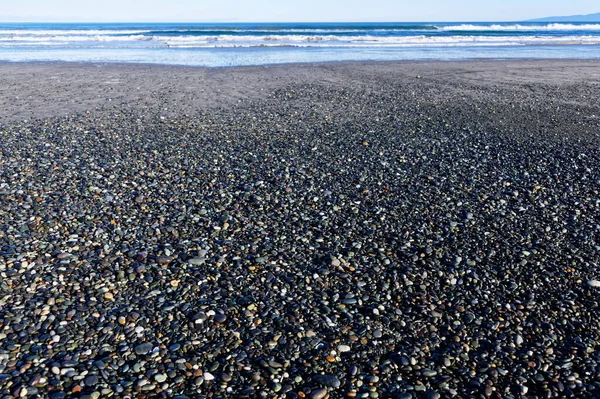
[527,12,600,22]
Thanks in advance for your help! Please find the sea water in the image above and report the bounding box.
[0,22,599,66]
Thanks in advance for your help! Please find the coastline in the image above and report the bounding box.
[2,59,600,398]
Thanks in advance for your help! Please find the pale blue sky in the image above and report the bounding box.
[1,0,598,22]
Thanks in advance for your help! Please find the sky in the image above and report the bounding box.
[1,0,598,23]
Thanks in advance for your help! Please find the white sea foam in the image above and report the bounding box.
[0,29,152,36]
[162,34,600,48]
[0,35,151,42]
[440,23,600,31]
[1,33,599,48]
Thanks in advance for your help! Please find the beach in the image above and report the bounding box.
[1,59,600,398]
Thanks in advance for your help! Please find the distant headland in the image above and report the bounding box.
[527,12,600,22]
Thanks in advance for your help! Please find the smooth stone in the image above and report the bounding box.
[313,374,341,388]
[156,255,173,265]
[84,375,99,386]
[268,360,284,368]
[367,375,379,383]
[193,312,207,323]
[516,334,524,345]
[465,312,475,323]
[338,344,351,353]
[134,343,153,355]
[310,388,328,399]
[422,369,437,377]
[587,280,600,287]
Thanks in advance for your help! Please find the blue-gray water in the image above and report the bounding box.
[1,22,599,66]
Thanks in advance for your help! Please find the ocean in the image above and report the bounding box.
[1,22,599,66]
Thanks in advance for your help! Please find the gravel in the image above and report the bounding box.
[1,61,600,398]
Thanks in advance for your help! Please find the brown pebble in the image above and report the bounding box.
[310,388,328,399]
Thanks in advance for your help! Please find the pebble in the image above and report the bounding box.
[516,334,524,346]
[84,375,99,386]
[337,344,351,353]
[422,369,437,377]
[134,343,153,355]
[1,64,599,399]
[313,374,341,388]
[188,257,206,265]
[310,388,328,399]
[156,255,173,265]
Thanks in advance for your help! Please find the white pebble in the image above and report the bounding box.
[337,344,351,353]
[516,334,524,346]
[204,372,215,381]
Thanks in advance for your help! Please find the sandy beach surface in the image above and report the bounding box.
[1,60,600,399]
[1,60,600,124]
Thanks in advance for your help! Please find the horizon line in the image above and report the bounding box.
[0,19,545,24]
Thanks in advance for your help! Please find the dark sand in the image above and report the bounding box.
[1,60,600,399]
[1,60,600,124]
